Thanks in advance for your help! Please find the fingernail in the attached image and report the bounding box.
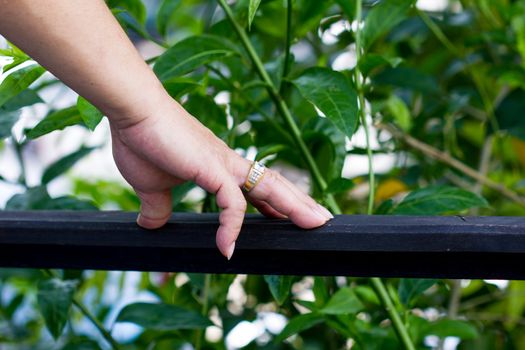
[226,241,236,260]
[312,206,328,222]
[317,204,334,219]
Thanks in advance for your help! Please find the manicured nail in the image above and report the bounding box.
[226,241,236,260]
[317,204,334,219]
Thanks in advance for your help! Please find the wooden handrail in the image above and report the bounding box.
[1,211,524,279]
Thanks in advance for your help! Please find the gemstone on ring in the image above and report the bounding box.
[243,161,266,192]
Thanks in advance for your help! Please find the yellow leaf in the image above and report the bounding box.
[375,178,407,203]
[511,137,525,167]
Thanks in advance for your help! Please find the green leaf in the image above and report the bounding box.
[4,293,24,319]
[320,287,364,315]
[0,110,21,139]
[353,285,380,305]
[156,0,182,37]
[113,9,154,42]
[77,97,104,131]
[26,106,83,139]
[3,57,30,73]
[398,278,437,305]
[115,302,212,330]
[2,89,43,111]
[42,196,98,210]
[505,281,525,329]
[303,117,347,184]
[495,89,525,140]
[422,319,478,339]
[5,187,51,210]
[163,77,201,101]
[373,67,439,94]
[37,278,78,340]
[335,0,355,20]
[375,198,395,215]
[0,43,27,59]
[363,0,415,48]
[5,186,97,210]
[292,67,359,139]
[392,185,489,215]
[313,277,329,307]
[42,146,96,185]
[107,0,147,25]
[264,275,294,306]
[172,182,195,208]
[359,54,403,77]
[248,0,262,30]
[184,94,228,137]
[0,65,45,108]
[0,44,30,73]
[255,144,287,161]
[61,337,102,350]
[275,313,324,342]
[325,178,355,194]
[154,35,241,81]
[294,299,318,311]
[386,95,412,131]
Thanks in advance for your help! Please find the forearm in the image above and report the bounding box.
[0,0,167,126]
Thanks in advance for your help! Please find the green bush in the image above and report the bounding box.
[1,0,525,349]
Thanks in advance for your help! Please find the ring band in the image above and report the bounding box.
[243,161,266,192]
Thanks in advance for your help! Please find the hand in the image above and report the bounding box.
[109,97,333,259]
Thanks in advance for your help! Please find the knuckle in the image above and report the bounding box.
[232,196,247,211]
[262,169,278,187]
[195,163,222,192]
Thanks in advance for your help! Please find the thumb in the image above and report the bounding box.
[136,189,173,229]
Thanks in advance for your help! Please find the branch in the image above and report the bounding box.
[380,123,525,207]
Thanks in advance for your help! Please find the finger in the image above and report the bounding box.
[248,198,287,219]
[247,169,332,228]
[215,181,247,260]
[279,173,332,217]
[136,190,173,229]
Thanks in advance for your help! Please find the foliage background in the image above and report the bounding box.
[2,0,525,349]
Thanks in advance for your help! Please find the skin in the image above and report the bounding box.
[0,0,333,259]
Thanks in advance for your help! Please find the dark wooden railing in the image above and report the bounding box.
[1,211,524,279]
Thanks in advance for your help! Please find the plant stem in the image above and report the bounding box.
[194,274,211,350]
[43,269,120,350]
[448,280,462,319]
[473,136,493,196]
[279,0,293,93]
[438,279,462,350]
[72,299,121,350]
[353,2,414,349]
[371,278,415,350]
[217,0,339,213]
[380,123,525,207]
[354,0,375,215]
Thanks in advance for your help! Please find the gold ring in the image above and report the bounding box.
[243,161,266,192]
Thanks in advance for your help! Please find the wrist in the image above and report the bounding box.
[104,79,174,130]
